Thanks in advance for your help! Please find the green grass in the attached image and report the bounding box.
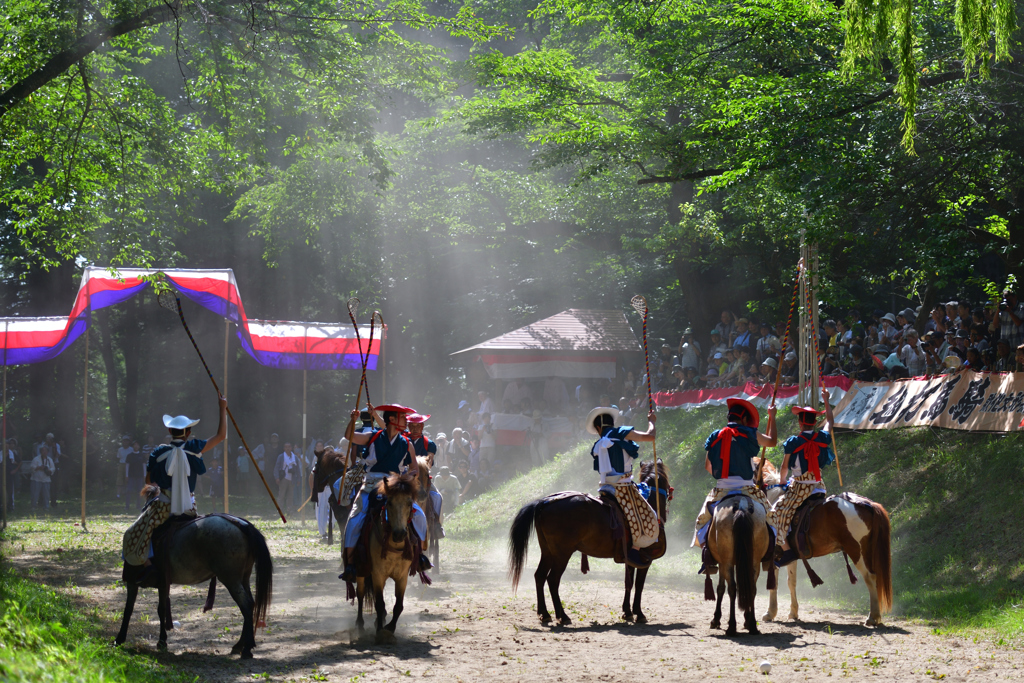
[0,553,194,683]
[445,406,1024,640]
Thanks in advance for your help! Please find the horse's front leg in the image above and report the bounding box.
[622,566,635,622]
[631,567,649,624]
[385,573,408,633]
[114,582,139,645]
[373,576,388,632]
[710,573,725,630]
[787,562,800,621]
[156,585,170,650]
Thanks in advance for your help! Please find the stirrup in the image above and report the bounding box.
[339,565,357,582]
[419,553,433,571]
[775,549,799,568]
[626,548,652,569]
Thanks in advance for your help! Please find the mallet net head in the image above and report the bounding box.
[630,295,648,316]
[157,290,180,312]
[347,297,360,319]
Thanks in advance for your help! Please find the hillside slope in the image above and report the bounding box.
[445,406,1024,637]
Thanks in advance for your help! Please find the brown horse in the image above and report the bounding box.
[508,462,671,625]
[706,494,770,635]
[763,488,892,626]
[355,471,420,634]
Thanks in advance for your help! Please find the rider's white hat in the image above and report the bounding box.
[585,407,619,435]
[163,414,200,430]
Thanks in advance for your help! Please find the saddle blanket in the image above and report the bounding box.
[614,482,659,549]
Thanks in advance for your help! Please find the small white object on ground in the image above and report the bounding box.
[759,660,772,674]
[172,620,181,628]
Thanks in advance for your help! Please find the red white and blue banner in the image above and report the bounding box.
[0,267,382,370]
[653,375,854,411]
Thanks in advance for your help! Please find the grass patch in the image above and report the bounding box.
[0,548,194,683]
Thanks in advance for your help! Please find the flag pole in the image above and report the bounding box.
[2,321,8,530]
[80,316,90,532]
[223,319,230,513]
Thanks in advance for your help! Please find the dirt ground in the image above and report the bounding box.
[8,518,1024,683]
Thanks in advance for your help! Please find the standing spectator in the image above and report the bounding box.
[503,379,530,408]
[715,310,736,341]
[30,444,55,510]
[141,435,156,459]
[677,328,701,370]
[42,433,62,508]
[116,435,133,501]
[835,319,852,359]
[124,440,147,512]
[731,318,753,351]
[994,289,1024,349]
[274,441,300,509]
[944,301,958,327]
[434,466,461,508]
[957,301,972,330]
[4,437,20,512]
[755,322,780,364]
[235,446,251,494]
[477,390,494,415]
[478,413,495,472]
[926,305,948,334]
[899,330,927,376]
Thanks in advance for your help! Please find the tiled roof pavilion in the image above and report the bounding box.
[451,309,640,356]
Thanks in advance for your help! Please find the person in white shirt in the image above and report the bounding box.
[30,444,56,510]
[899,329,928,376]
[116,435,133,500]
[274,442,300,508]
[477,390,494,416]
[502,380,530,408]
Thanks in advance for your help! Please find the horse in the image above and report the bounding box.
[763,484,892,626]
[115,485,273,658]
[706,493,770,635]
[508,461,671,625]
[310,444,348,545]
[354,471,421,634]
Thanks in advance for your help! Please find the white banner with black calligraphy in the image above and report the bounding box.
[833,372,1024,432]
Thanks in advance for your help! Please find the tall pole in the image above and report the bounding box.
[810,245,821,411]
[80,321,90,531]
[380,325,386,405]
[301,367,307,523]
[2,324,7,529]
[223,319,230,513]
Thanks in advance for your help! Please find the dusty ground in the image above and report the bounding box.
[6,515,1024,683]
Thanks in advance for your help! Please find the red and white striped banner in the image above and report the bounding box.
[653,376,854,410]
[479,353,616,379]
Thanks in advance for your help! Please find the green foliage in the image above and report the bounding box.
[0,557,192,683]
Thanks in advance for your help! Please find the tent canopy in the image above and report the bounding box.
[451,309,640,379]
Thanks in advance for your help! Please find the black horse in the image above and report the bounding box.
[115,488,273,658]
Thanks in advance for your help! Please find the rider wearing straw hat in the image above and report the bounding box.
[588,406,658,567]
[121,396,227,583]
[693,398,777,574]
[773,387,836,566]
[340,404,430,583]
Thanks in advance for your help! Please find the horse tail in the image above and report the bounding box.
[243,523,274,628]
[508,499,540,591]
[868,501,892,614]
[733,506,757,613]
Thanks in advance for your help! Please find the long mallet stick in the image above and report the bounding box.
[754,259,803,487]
[803,267,843,487]
[158,290,287,523]
[630,294,659,522]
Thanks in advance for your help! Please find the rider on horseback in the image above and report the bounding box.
[121,396,227,584]
[407,413,437,466]
[694,398,777,575]
[340,404,430,583]
[774,387,836,567]
[587,406,658,568]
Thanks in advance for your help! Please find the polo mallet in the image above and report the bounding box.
[754,259,803,487]
[157,289,287,523]
[802,269,843,486]
[630,294,660,523]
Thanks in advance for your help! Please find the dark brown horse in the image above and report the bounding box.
[508,462,671,625]
[763,490,892,626]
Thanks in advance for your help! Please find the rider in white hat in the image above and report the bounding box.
[121,395,227,583]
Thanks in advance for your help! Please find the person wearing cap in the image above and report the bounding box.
[693,398,778,575]
[121,395,227,582]
[588,405,658,567]
[774,387,835,566]
[340,404,429,583]
[879,313,899,347]
[678,328,701,371]
[407,414,437,467]
[758,357,778,384]
[115,435,133,501]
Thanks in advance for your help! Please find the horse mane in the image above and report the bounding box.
[757,458,780,486]
[379,471,420,498]
[141,483,160,501]
[639,460,670,484]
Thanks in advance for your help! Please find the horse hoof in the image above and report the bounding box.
[114,635,126,646]
[157,641,167,651]
[540,614,552,624]
[385,623,397,633]
[709,620,721,630]
[748,626,761,635]
[864,618,881,627]
[375,630,397,645]
[762,613,774,622]
[558,616,572,625]
[240,650,253,660]
[725,627,738,637]
[622,613,634,623]
[230,643,243,655]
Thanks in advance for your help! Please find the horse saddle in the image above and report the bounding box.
[352,492,418,579]
[788,492,827,560]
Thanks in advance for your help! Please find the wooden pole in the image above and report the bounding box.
[80,323,89,531]
[380,325,386,404]
[223,319,230,513]
[301,367,307,523]
[2,351,7,530]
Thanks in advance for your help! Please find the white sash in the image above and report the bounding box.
[157,443,194,515]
